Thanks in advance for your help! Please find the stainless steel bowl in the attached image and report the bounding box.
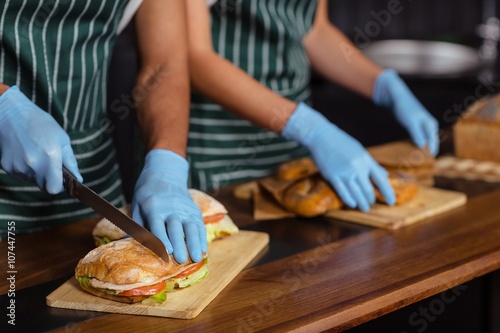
[362,40,483,79]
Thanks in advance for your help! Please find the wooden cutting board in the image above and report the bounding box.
[325,186,467,230]
[46,230,269,319]
[244,180,467,230]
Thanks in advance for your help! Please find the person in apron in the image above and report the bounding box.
[186,0,439,212]
[0,0,205,263]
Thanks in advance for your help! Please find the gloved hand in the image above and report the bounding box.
[0,85,82,193]
[132,149,207,263]
[372,69,440,156]
[282,103,395,212]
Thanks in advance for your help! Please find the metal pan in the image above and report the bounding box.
[362,40,483,79]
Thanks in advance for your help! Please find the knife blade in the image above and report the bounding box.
[62,167,170,262]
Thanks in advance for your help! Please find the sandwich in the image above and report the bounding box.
[92,211,127,246]
[92,190,238,246]
[367,141,435,186]
[188,189,239,243]
[75,238,208,304]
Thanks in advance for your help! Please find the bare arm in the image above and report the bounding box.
[303,0,383,99]
[134,0,190,157]
[0,83,9,95]
[187,0,296,134]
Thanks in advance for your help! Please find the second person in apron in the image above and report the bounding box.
[186,0,439,212]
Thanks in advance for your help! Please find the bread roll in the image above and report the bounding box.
[375,176,419,205]
[281,176,343,217]
[276,157,319,180]
[75,239,189,287]
[75,238,206,303]
[454,94,500,162]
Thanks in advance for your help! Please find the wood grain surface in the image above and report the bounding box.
[325,186,467,229]
[251,181,467,229]
[0,217,100,294]
[48,190,500,333]
[2,152,500,333]
[46,230,269,319]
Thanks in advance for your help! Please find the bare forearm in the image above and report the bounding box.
[190,52,297,133]
[303,3,382,99]
[134,0,190,157]
[187,0,296,133]
[0,83,10,95]
[135,66,190,157]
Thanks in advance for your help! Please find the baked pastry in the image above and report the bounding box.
[256,154,422,218]
[281,175,343,217]
[276,157,319,180]
[375,176,419,205]
[454,94,500,162]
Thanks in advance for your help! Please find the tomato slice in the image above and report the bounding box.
[203,213,225,224]
[118,280,167,296]
[173,260,205,278]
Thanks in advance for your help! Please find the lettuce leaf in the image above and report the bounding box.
[96,236,112,246]
[141,289,167,305]
[77,276,91,288]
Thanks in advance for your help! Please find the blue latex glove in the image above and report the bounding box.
[132,149,207,263]
[282,103,395,212]
[0,86,82,193]
[373,69,440,156]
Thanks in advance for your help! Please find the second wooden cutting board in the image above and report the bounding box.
[46,230,269,319]
[325,186,467,230]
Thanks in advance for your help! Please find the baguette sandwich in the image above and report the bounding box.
[92,213,127,246]
[188,189,239,243]
[92,190,238,246]
[75,238,208,304]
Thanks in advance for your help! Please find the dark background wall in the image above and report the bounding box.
[329,0,485,44]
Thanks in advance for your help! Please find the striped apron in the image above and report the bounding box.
[188,0,318,191]
[0,0,131,235]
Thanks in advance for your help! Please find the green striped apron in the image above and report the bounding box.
[0,0,131,235]
[188,0,318,191]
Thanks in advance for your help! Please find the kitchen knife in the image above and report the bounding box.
[62,167,170,262]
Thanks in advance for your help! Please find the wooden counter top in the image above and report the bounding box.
[2,178,500,332]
